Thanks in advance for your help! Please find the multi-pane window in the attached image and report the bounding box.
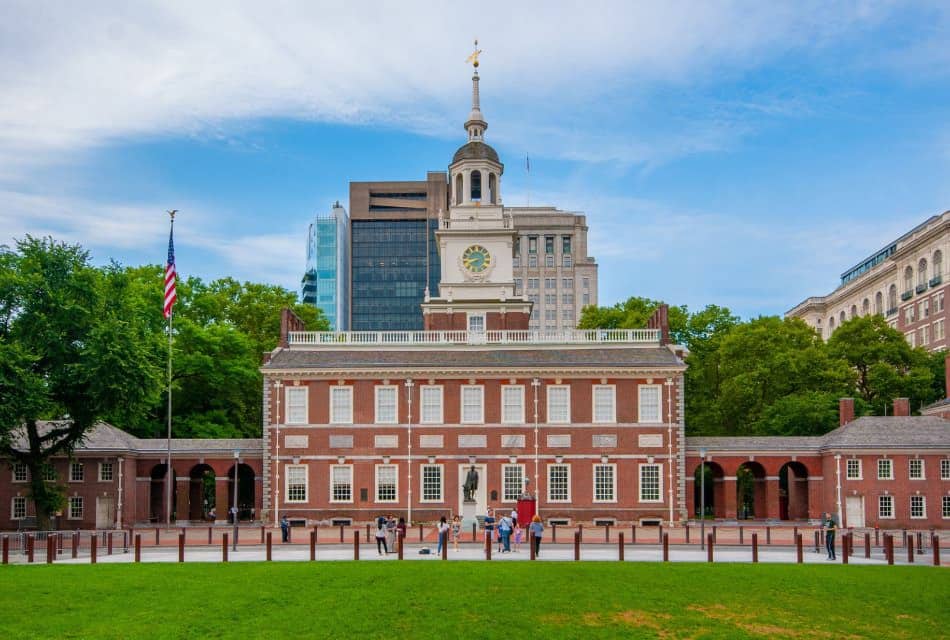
[942,458,950,480]
[592,385,616,423]
[70,462,84,482]
[943,496,950,519]
[562,236,572,254]
[638,385,661,423]
[514,278,522,292]
[545,294,556,305]
[12,463,27,482]
[330,465,352,502]
[878,495,894,519]
[98,462,114,482]
[528,278,539,289]
[545,278,556,289]
[43,466,56,482]
[330,387,353,424]
[528,255,538,267]
[502,386,524,424]
[935,319,945,340]
[846,459,861,480]
[563,255,572,268]
[910,495,926,519]
[502,464,524,501]
[582,277,590,289]
[421,465,443,502]
[877,459,893,480]
[545,255,555,267]
[420,386,443,424]
[286,387,308,424]
[593,464,616,502]
[286,465,308,502]
[548,464,570,502]
[375,386,398,424]
[562,308,573,319]
[528,237,537,253]
[468,314,485,333]
[11,496,27,520]
[562,278,573,288]
[639,464,662,502]
[544,309,556,321]
[546,385,570,423]
[375,465,397,502]
[582,293,590,305]
[909,459,924,480]
[545,236,554,255]
[562,294,574,304]
[461,385,484,423]
[68,496,83,520]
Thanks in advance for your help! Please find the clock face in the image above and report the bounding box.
[462,244,492,273]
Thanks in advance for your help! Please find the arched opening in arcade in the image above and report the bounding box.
[149,463,177,523]
[736,461,767,520]
[693,461,725,519]
[779,461,809,520]
[226,463,256,522]
[188,464,216,521]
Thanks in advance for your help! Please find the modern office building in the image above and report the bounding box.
[349,174,445,331]
[301,201,349,330]
[787,211,950,351]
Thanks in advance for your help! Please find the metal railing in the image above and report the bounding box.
[288,328,661,346]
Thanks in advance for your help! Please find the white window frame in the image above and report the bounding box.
[330,386,353,425]
[941,458,950,480]
[285,386,308,425]
[329,464,353,503]
[942,495,950,519]
[878,495,894,519]
[638,384,662,423]
[467,312,486,333]
[546,385,571,424]
[12,462,27,483]
[420,464,443,502]
[547,464,571,503]
[501,385,525,425]
[909,458,925,480]
[98,462,114,482]
[68,496,83,520]
[285,464,308,503]
[43,466,56,482]
[420,385,443,424]
[592,385,616,424]
[845,458,862,480]
[501,464,525,502]
[375,464,398,503]
[593,463,617,503]
[374,385,399,425]
[69,462,84,483]
[460,385,484,424]
[639,463,663,503]
[910,495,926,520]
[11,496,27,520]
[877,458,893,480]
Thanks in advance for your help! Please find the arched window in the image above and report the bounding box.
[888,284,897,311]
[470,170,482,201]
[875,292,883,315]
[862,298,869,315]
[850,304,857,319]
[934,250,943,283]
[839,311,846,324]
[488,173,497,204]
[904,266,913,292]
[828,317,835,331]
[455,173,463,205]
[918,258,928,287]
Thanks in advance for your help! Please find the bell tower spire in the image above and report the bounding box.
[464,40,486,141]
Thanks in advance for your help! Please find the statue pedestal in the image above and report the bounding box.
[461,501,478,532]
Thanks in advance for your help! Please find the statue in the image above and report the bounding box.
[463,465,479,503]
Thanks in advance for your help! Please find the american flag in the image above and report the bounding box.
[163,222,177,319]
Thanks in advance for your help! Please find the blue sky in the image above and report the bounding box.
[1,1,948,318]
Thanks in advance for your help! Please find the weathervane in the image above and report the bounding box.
[167,209,178,221]
[465,39,482,69]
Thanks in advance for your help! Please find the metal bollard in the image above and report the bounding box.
[419,523,424,542]
[208,526,213,545]
[27,534,34,563]
[618,532,624,562]
[574,531,580,561]
[707,533,714,562]
[46,535,53,564]
[267,532,273,561]
[339,524,344,544]
[864,532,871,559]
[842,534,848,564]
[885,534,894,565]
[222,533,228,562]
[662,533,669,562]
[932,535,940,567]
[917,531,924,555]
[739,526,743,545]
[1,535,7,564]
[485,532,491,561]
[796,534,803,564]
[605,523,610,543]
[765,526,770,545]
[354,531,360,561]
[308,530,315,561]
[472,522,477,542]
[441,532,447,561]
[907,534,914,564]
[261,525,265,544]
[752,533,758,563]
[685,523,690,544]
[155,527,159,546]
[178,533,185,562]
[366,523,371,544]
[107,532,113,555]
[578,523,583,543]
[135,534,142,563]
[397,531,404,560]
[631,524,636,544]
[90,534,97,564]
[552,523,557,543]
[658,524,663,544]
[529,532,536,561]
[72,531,79,559]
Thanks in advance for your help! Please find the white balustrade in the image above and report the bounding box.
[286,328,660,346]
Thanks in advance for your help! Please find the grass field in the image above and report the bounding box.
[1,562,947,639]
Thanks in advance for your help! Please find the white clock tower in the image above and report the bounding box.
[422,46,531,332]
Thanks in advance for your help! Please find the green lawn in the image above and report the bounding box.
[1,563,947,639]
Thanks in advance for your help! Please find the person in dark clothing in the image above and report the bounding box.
[280,515,290,543]
[824,512,837,560]
[375,521,388,555]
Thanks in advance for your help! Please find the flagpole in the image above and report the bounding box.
[165,210,177,528]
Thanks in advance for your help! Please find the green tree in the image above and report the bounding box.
[0,238,161,526]
[826,315,935,413]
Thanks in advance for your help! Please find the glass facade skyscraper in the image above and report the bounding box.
[301,202,349,330]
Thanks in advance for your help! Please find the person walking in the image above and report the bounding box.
[513,522,523,552]
[510,508,519,530]
[499,514,512,552]
[437,516,450,555]
[385,515,396,553]
[280,514,290,543]
[483,508,496,549]
[375,520,388,555]
[824,512,837,560]
[451,515,462,552]
[529,514,543,557]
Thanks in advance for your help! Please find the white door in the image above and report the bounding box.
[845,496,864,528]
[96,496,115,529]
[458,464,487,516]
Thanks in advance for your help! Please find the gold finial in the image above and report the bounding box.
[167,209,178,221]
[465,39,482,68]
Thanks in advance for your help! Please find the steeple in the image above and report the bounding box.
[464,40,487,141]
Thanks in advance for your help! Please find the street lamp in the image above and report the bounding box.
[273,380,283,528]
[531,378,541,516]
[665,378,674,524]
[232,450,240,551]
[699,447,707,550]
[834,454,843,528]
[405,379,414,525]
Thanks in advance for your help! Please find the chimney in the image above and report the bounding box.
[893,398,910,417]
[839,398,855,426]
[647,304,670,345]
